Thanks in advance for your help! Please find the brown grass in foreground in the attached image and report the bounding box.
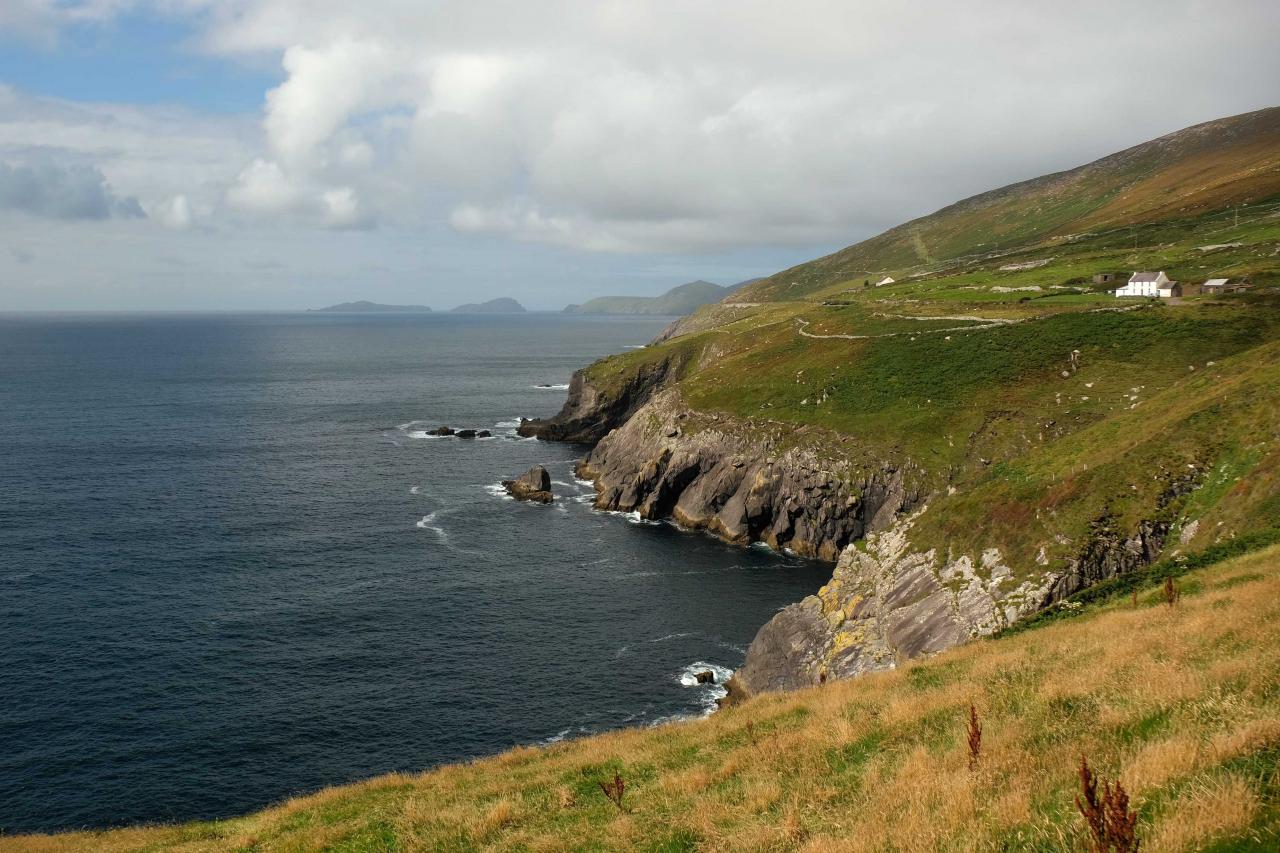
[7,545,1280,852]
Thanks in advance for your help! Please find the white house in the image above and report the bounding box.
[1115,271,1177,298]
[876,276,896,287]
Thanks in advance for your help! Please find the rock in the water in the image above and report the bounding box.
[476,430,492,438]
[503,465,554,503]
[455,429,477,438]
[432,426,455,436]
[694,670,715,684]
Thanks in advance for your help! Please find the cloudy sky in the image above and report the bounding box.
[1,1,1277,311]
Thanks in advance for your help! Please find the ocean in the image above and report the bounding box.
[0,312,830,833]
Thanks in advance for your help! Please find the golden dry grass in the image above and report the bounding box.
[8,546,1280,852]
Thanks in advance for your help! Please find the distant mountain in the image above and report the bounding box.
[310,300,432,313]
[451,297,527,314]
[564,279,759,316]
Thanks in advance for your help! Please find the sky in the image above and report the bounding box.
[0,1,1277,311]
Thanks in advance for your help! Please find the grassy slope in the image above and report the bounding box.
[584,193,1280,568]
[738,106,1280,303]
[13,545,1280,852]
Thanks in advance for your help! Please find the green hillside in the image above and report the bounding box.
[740,106,1280,302]
[11,545,1280,851]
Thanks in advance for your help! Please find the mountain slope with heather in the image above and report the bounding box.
[738,106,1280,303]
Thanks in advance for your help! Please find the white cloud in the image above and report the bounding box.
[181,0,1280,252]
[2,0,1280,309]
[321,186,369,229]
[226,157,302,214]
[153,193,192,228]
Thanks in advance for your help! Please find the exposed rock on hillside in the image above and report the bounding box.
[517,350,692,444]
[728,492,1194,700]
[576,389,923,561]
[729,511,1053,696]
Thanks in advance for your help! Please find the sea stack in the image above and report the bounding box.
[503,465,554,503]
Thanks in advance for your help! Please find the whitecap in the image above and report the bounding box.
[677,661,735,715]
[409,485,421,495]
[484,483,513,500]
[647,632,694,644]
[541,725,595,745]
[599,509,660,525]
[414,512,449,542]
[532,383,571,390]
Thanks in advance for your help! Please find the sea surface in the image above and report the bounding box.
[0,312,830,833]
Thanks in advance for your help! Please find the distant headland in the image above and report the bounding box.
[309,300,433,313]
[450,297,527,314]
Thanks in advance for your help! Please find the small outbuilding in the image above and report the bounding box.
[1202,278,1254,294]
[1092,273,1116,284]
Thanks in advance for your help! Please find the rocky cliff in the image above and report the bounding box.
[727,486,1193,699]
[517,350,691,444]
[523,353,1211,705]
[577,388,923,561]
[526,368,1196,702]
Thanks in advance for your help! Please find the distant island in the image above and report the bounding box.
[563,279,758,316]
[310,300,432,313]
[451,297,527,314]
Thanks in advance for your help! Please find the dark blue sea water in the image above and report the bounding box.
[0,312,829,834]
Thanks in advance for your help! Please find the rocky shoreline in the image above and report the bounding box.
[518,356,1186,705]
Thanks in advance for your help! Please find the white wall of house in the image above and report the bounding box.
[1116,271,1171,297]
[1116,281,1161,296]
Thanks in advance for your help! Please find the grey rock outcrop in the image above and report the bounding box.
[728,511,1055,698]
[503,466,554,503]
[517,350,694,444]
[726,496,1189,703]
[576,388,922,561]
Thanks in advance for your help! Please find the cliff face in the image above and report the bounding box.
[729,512,1054,695]
[577,388,923,562]
[522,355,1210,704]
[517,351,688,444]
[728,498,1187,699]
[527,373,1194,701]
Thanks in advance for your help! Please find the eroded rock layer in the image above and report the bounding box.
[577,389,923,562]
